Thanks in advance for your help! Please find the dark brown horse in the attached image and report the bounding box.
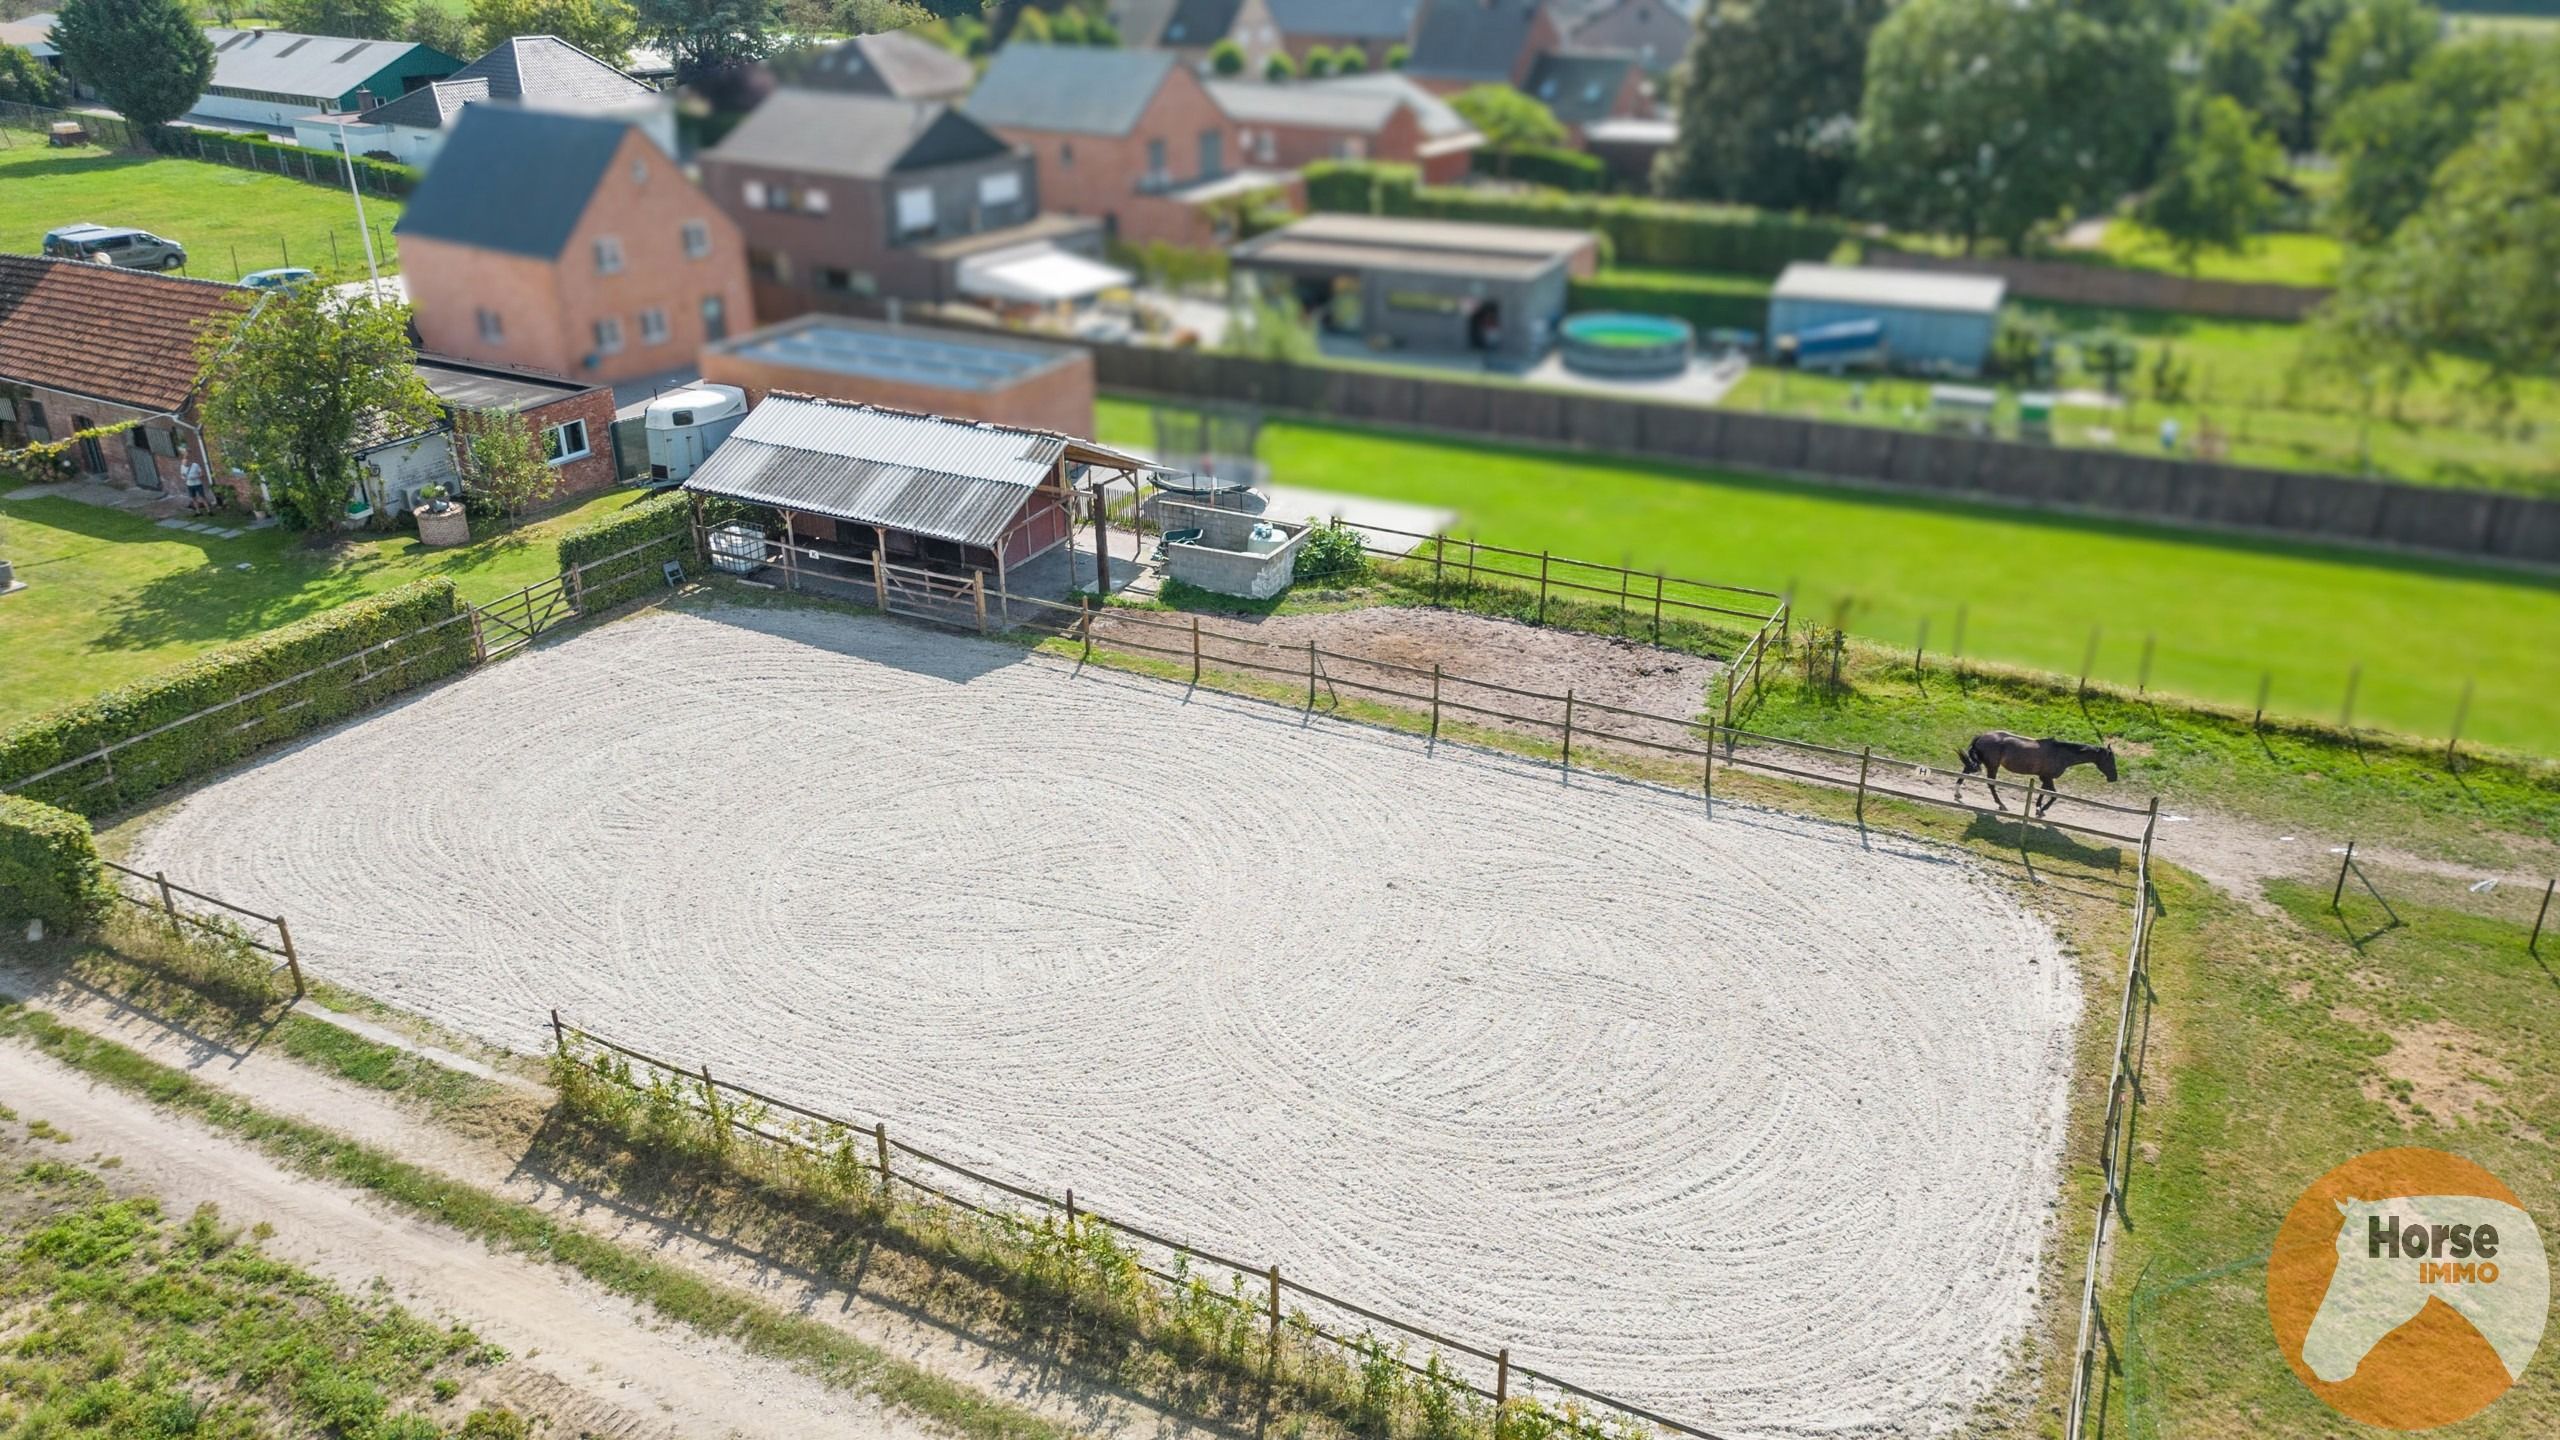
[1957,731,2118,814]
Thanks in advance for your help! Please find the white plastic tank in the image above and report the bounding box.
[644,384,748,482]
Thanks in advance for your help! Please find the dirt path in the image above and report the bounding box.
[0,960,1281,1440]
[0,1037,919,1440]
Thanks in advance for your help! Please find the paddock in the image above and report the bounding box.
[131,604,2081,1438]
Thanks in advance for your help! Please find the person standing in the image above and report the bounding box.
[180,451,210,514]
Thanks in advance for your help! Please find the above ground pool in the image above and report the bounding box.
[1559,312,1695,379]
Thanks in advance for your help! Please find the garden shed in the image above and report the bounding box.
[1767,264,2007,377]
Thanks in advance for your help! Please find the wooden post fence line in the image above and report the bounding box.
[2533,879,2554,955]
[549,1012,1739,1440]
[2333,841,2357,911]
[97,859,304,997]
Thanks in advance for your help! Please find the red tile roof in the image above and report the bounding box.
[0,255,247,412]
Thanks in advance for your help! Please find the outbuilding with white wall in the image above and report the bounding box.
[1767,264,2008,377]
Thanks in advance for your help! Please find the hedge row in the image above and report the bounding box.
[0,795,111,935]
[1471,145,1606,193]
[1566,276,1770,334]
[558,491,698,613]
[151,126,419,196]
[0,578,474,816]
[1302,162,1849,276]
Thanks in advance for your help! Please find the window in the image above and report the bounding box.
[1145,138,1167,182]
[1198,128,1222,178]
[1060,141,1073,169]
[592,316,623,354]
[701,294,728,342]
[638,307,669,344]
[803,187,830,214]
[593,236,624,275]
[682,220,711,258]
[978,170,1022,208]
[543,419,590,465]
[894,185,935,237]
[631,158,649,185]
[475,307,504,344]
[748,248,791,283]
[816,268,879,296]
[742,179,768,207]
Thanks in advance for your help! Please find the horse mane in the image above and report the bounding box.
[2046,738,2113,756]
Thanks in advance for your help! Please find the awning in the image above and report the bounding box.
[956,244,1132,306]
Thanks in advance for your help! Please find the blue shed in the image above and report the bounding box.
[1767,264,2007,376]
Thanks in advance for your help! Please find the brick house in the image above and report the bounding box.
[1209,72,1481,183]
[0,255,244,501]
[1560,0,1693,75]
[964,45,1274,249]
[1160,0,1422,73]
[292,35,670,172]
[1521,50,1651,143]
[773,29,974,101]
[1404,0,1562,93]
[701,89,1108,319]
[395,105,751,384]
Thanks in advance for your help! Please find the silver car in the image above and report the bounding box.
[42,223,188,270]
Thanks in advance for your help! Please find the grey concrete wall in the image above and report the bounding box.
[1087,344,2559,569]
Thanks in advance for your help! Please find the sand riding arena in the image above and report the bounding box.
[134,604,2082,1440]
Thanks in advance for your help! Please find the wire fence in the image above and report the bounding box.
[0,97,412,196]
[547,1012,1732,1440]
[95,857,303,995]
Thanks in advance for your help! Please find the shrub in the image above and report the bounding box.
[1295,520,1368,583]
[0,579,473,816]
[0,795,112,935]
[1471,144,1605,192]
[557,490,698,612]
[459,1406,530,1440]
[1304,163,1848,275]
[1264,50,1297,81]
[1208,38,1245,75]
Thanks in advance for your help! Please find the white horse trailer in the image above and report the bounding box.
[644,385,748,482]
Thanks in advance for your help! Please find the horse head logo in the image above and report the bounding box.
[2300,1195,2548,1387]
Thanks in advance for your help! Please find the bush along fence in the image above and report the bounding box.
[0,793,113,937]
[0,528,695,817]
[0,98,418,196]
[547,1012,1715,1440]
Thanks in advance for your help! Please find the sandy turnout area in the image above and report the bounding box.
[134,605,2078,1440]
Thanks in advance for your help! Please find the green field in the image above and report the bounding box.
[2089,220,2343,287]
[1099,398,2560,753]
[0,137,402,283]
[0,487,642,729]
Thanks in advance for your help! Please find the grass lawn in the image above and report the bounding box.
[0,137,402,284]
[0,486,645,729]
[1098,398,2560,755]
[2107,871,2559,1438]
[2088,220,2343,287]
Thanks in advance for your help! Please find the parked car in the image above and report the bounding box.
[42,223,188,270]
[240,267,318,292]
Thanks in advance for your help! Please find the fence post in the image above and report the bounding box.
[1429,663,1441,744]
[1702,720,1714,806]
[2252,671,2271,732]
[2137,633,2156,696]
[550,1007,566,1057]
[2078,625,2100,697]
[156,871,179,934]
[875,1121,890,1187]
[276,915,304,997]
[2532,878,2553,955]
[2339,664,2360,730]
[1266,1264,1281,1347]
[2445,679,2472,771]
[1537,550,1550,625]
[569,563,587,614]
[1431,534,1444,606]
[1080,596,1094,658]
[467,605,488,663]
[973,574,988,635]
[1191,615,1202,684]
[1306,641,1317,710]
[1561,688,1575,772]
[1652,572,1664,645]
[328,228,339,268]
[1951,601,1967,675]
[1913,617,1929,680]
[1465,536,1478,591]
[1855,746,1872,825]
[2332,840,2356,911]
[1494,1347,1510,1411]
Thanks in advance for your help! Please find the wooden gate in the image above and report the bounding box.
[876,561,987,633]
[471,573,580,660]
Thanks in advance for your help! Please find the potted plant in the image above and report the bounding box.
[414,482,471,547]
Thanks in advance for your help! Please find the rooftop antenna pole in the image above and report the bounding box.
[337,129,382,290]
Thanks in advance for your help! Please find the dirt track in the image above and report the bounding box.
[133,604,2080,1439]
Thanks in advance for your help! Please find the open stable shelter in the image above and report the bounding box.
[679,393,1143,585]
[1231,213,1599,366]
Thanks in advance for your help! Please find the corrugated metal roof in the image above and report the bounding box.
[1771,263,2008,316]
[203,28,451,101]
[683,396,1072,548]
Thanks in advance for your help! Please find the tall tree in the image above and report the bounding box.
[1854,0,2177,254]
[274,0,408,39]
[631,0,778,76]
[51,0,214,130]
[1656,0,1889,211]
[198,285,439,536]
[2198,3,2282,120]
[2318,80,2560,407]
[2323,36,2552,243]
[2248,0,2355,153]
[1449,83,1565,178]
[467,0,640,66]
[2313,0,2437,122]
[2138,95,2283,270]
[402,1,471,57]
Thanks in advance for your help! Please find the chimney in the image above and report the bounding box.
[353,87,375,112]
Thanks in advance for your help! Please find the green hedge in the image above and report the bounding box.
[151,127,420,196]
[1471,145,1606,192]
[1567,276,1770,334]
[0,579,474,816]
[1302,162,1848,276]
[0,795,112,935]
[559,491,697,613]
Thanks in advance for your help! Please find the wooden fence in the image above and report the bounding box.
[2064,827,2157,1439]
[98,857,303,996]
[548,1013,1731,1440]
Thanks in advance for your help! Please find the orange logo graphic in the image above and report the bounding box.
[2267,1147,2548,1430]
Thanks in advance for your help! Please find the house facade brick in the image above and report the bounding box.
[965,46,1249,249]
[0,256,243,503]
